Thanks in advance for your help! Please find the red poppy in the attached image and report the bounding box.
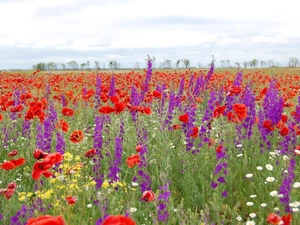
[33,149,48,160]
[172,124,181,130]
[102,215,136,225]
[280,126,289,136]
[228,85,242,96]
[115,102,125,114]
[85,149,96,158]
[259,87,268,98]
[216,145,223,153]
[1,161,16,170]
[276,120,285,129]
[142,107,152,115]
[141,190,156,202]
[283,102,294,108]
[232,104,247,121]
[46,152,63,164]
[62,108,74,117]
[10,104,23,113]
[281,214,292,225]
[227,112,239,123]
[110,95,119,103]
[190,126,199,138]
[57,120,69,132]
[153,90,162,99]
[266,213,282,224]
[66,196,78,205]
[0,181,17,200]
[101,93,109,103]
[98,105,115,114]
[8,150,18,157]
[25,102,46,123]
[179,113,189,123]
[135,145,143,153]
[32,152,63,180]
[27,215,66,225]
[7,182,17,190]
[281,114,288,123]
[42,171,54,178]
[10,158,26,167]
[213,105,226,118]
[263,119,275,131]
[70,130,84,143]
[32,161,54,180]
[0,114,3,121]
[126,154,140,168]
[3,188,15,200]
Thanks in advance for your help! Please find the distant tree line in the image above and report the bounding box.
[219,57,299,69]
[32,56,299,71]
[219,59,280,69]
[32,60,122,71]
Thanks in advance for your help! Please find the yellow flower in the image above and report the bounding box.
[53,200,60,207]
[18,196,26,202]
[102,180,109,189]
[18,192,27,202]
[50,178,56,183]
[64,152,73,161]
[38,189,53,200]
[59,185,66,189]
[69,183,79,190]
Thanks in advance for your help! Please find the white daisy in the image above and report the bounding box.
[266,177,275,182]
[265,164,273,171]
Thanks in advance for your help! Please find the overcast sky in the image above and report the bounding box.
[0,0,299,69]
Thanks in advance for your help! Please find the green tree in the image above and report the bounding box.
[250,59,258,68]
[34,62,47,71]
[67,61,78,70]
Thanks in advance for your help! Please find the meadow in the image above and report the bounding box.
[0,60,299,225]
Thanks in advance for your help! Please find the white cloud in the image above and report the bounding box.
[0,0,300,69]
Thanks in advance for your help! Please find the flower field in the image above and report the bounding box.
[0,60,299,225]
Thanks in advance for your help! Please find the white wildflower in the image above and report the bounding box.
[293,182,300,188]
[261,203,267,207]
[265,164,273,171]
[270,190,278,197]
[292,208,299,212]
[246,174,253,178]
[266,177,275,182]
[257,166,263,170]
[130,207,137,212]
